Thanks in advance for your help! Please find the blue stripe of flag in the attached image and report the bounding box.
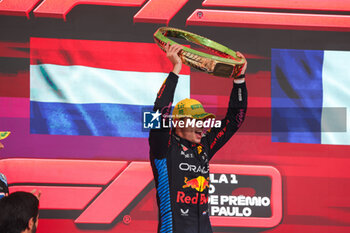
[271,49,324,144]
[30,101,153,138]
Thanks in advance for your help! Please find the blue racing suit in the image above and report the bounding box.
[149,72,247,233]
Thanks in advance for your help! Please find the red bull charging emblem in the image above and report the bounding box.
[182,176,209,192]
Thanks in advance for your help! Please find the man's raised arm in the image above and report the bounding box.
[149,43,183,158]
[201,52,248,160]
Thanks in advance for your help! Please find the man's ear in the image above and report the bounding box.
[27,217,35,230]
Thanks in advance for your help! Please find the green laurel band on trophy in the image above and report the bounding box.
[153,27,246,78]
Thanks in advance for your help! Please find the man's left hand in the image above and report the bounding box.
[234,52,247,83]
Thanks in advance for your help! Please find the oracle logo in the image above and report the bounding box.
[0,0,349,31]
[179,163,209,174]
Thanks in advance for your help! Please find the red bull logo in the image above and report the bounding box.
[182,176,209,192]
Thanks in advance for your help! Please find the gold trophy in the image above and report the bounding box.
[154,27,246,78]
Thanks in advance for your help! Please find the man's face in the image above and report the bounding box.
[175,118,205,144]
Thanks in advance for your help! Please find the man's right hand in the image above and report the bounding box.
[165,42,183,75]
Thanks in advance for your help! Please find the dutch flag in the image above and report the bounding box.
[30,38,190,138]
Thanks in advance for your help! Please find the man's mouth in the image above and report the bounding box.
[195,130,202,138]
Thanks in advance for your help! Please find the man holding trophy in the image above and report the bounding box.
[150,28,248,233]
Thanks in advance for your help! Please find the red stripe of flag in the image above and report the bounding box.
[30,37,190,75]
